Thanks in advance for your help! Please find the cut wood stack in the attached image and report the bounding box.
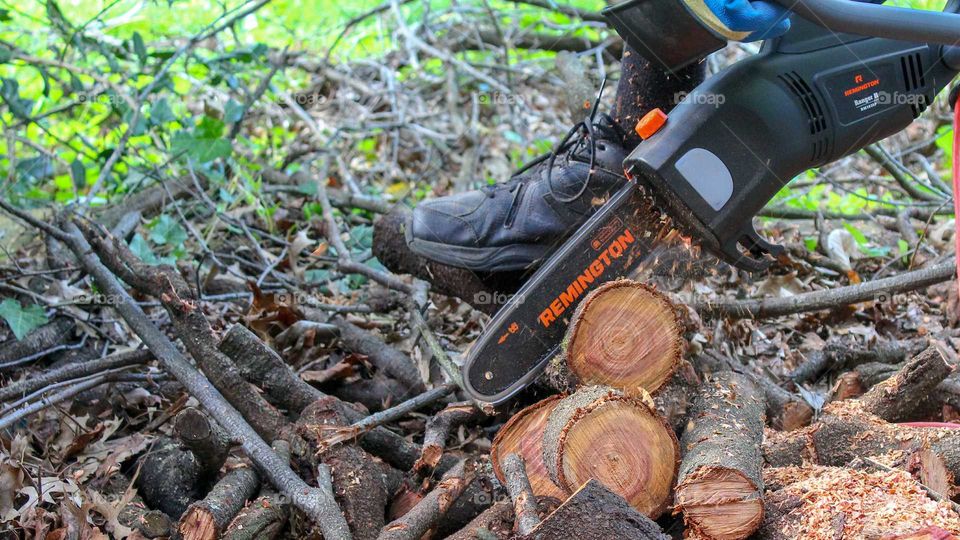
[492,280,685,519]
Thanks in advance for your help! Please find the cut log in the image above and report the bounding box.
[858,345,952,422]
[828,362,901,402]
[178,466,261,540]
[174,407,230,480]
[521,479,669,540]
[296,397,403,540]
[372,208,525,315]
[222,493,287,540]
[541,386,679,518]
[491,395,567,500]
[675,371,765,540]
[695,350,812,431]
[563,280,682,395]
[117,502,172,539]
[652,360,700,433]
[135,436,204,518]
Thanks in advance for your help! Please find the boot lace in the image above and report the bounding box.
[482,75,612,203]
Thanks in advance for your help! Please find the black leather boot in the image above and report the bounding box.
[406,113,629,272]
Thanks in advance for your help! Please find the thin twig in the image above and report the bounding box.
[316,383,456,452]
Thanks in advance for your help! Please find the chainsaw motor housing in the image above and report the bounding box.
[622,15,959,271]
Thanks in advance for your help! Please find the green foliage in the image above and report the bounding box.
[0,299,48,340]
[171,116,233,163]
[149,215,188,246]
[129,233,177,266]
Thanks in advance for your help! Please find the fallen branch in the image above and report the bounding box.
[379,460,476,540]
[502,454,541,536]
[330,316,425,393]
[218,324,325,415]
[414,401,480,474]
[0,317,75,369]
[222,440,292,540]
[789,337,930,385]
[318,383,456,452]
[174,407,231,480]
[698,258,955,319]
[0,369,154,430]
[22,209,351,538]
[179,466,261,540]
[0,348,151,402]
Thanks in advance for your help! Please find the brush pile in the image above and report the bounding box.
[4,0,960,538]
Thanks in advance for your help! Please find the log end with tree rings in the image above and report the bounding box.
[674,466,763,540]
[564,280,683,395]
[491,395,568,500]
[541,386,679,518]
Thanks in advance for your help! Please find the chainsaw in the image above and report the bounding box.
[462,0,960,405]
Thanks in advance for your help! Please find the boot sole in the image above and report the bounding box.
[404,215,551,273]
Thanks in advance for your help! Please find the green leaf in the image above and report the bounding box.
[129,233,164,265]
[132,32,147,65]
[0,299,48,340]
[70,158,86,188]
[171,117,233,163]
[196,116,225,138]
[0,9,11,22]
[898,238,910,258]
[843,223,869,247]
[224,99,245,123]
[150,98,177,125]
[0,78,33,120]
[149,214,187,246]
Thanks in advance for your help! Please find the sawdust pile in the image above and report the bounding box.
[762,466,960,539]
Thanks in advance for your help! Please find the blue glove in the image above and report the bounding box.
[682,0,792,42]
[684,0,886,43]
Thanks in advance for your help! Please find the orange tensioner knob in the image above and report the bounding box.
[635,108,668,140]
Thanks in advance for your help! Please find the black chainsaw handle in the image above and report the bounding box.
[771,0,960,46]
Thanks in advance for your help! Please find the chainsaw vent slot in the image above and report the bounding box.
[778,72,829,161]
[901,53,928,117]
[778,72,827,135]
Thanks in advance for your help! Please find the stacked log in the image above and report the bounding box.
[541,386,679,518]
[675,371,766,540]
[491,395,567,499]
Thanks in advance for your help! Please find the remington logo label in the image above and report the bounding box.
[537,228,636,328]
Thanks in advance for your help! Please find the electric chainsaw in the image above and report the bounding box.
[463,0,960,405]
